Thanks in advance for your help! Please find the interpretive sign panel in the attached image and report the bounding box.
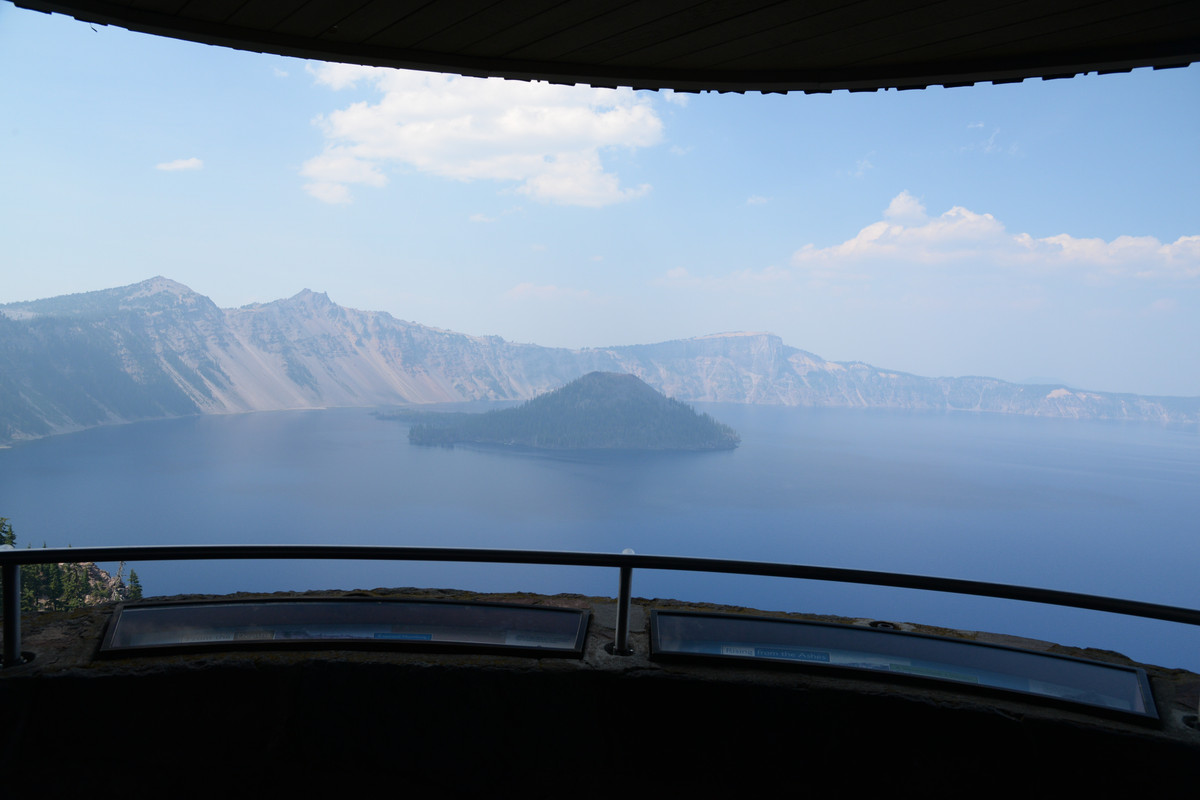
[650,611,1156,719]
[102,598,589,657]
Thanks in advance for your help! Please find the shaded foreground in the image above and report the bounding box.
[1,588,1197,795]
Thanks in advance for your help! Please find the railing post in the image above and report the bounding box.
[611,549,634,656]
[2,546,22,667]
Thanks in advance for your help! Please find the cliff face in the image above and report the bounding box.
[1,278,1196,443]
[0,278,220,440]
[220,289,606,408]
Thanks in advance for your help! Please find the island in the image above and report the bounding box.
[406,372,739,451]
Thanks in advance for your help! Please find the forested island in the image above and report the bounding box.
[405,372,739,451]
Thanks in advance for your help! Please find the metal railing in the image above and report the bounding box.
[3,543,1200,668]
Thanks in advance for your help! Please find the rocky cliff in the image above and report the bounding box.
[1,278,1196,443]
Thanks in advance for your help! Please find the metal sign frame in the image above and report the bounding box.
[100,596,590,658]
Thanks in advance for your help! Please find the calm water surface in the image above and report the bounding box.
[2,405,1197,670]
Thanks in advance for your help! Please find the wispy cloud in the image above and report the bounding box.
[303,65,662,206]
[155,157,203,171]
[792,191,1200,280]
[302,182,351,204]
[661,89,691,107]
[1145,298,1178,315]
[746,195,768,205]
[961,127,1018,156]
[657,192,1198,306]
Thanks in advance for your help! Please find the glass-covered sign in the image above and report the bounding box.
[102,598,589,657]
[651,611,1156,719]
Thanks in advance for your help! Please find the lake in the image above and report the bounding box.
[2,405,1198,670]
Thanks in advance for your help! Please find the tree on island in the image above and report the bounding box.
[409,372,739,451]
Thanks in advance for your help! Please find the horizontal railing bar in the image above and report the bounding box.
[1,544,1197,627]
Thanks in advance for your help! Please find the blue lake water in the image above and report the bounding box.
[2,405,1198,670]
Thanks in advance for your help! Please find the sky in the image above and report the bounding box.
[1,5,1198,396]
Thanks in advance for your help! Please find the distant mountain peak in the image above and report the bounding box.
[691,331,777,340]
[0,276,214,319]
[277,288,339,312]
[125,276,196,298]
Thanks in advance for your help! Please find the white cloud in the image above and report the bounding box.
[793,192,1200,281]
[302,150,386,187]
[307,62,376,90]
[661,89,690,107]
[469,213,496,223]
[300,183,350,205]
[746,195,768,205]
[302,182,351,204]
[655,195,1197,309]
[883,190,927,225]
[303,66,663,206]
[1029,233,1200,278]
[156,157,203,171]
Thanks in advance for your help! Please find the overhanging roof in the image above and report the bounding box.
[15,0,1200,93]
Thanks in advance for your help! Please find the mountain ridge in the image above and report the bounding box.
[2,278,1197,444]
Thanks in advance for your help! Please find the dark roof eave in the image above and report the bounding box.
[14,0,1200,93]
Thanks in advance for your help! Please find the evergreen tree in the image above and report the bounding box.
[127,570,143,601]
[0,518,141,610]
[0,518,13,615]
[57,563,88,610]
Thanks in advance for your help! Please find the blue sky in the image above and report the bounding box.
[2,4,1197,396]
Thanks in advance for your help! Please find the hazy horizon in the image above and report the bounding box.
[7,273,1200,402]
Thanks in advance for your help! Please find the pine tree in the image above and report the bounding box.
[57,563,88,610]
[1,518,141,610]
[127,570,143,601]
[0,517,12,615]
